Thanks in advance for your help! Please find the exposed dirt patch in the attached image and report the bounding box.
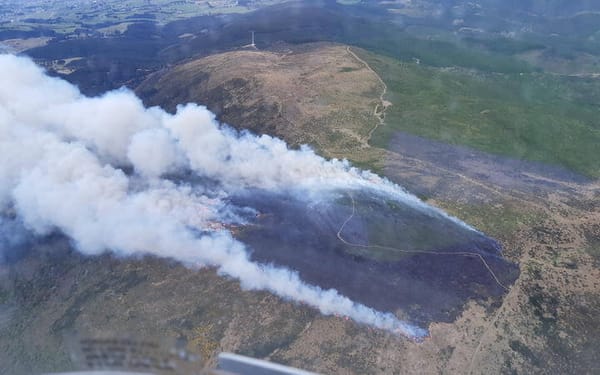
[0,37,53,53]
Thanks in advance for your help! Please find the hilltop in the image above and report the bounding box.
[137,43,383,165]
[136,42,600,374]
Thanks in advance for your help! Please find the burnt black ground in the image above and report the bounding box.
[0,182,519,332]
[232,189,519,327]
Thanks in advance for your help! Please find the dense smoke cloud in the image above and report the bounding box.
[0,54,480,338]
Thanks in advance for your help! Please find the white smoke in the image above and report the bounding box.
[0,53,486,339]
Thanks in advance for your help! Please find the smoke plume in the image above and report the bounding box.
[0,54,480,338]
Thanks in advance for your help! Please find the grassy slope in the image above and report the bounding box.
[359,51,600,178]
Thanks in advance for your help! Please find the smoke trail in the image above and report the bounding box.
[1,54,489,338]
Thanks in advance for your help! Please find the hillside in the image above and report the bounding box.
[135,42,600,374]
[137,43,386,167]
[1,42,599,374]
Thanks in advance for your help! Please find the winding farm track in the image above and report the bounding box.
[345,45,546,212]
[336,194,510,291]
[346,46,389,143]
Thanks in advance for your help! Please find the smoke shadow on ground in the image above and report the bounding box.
[384,131,590,203]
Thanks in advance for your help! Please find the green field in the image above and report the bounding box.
[0,0,288,35]
[361,51,600,178]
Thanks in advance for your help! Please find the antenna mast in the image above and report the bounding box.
[242,31,257,49]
